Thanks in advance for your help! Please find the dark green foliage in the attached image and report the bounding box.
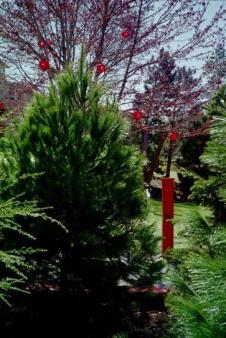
[0,55,161,292]
[191,85,226,221]
[165,86,226,337]
[176,124,209,200]
[165,203,226,337]
[166,254,226,338]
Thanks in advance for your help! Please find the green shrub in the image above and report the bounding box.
[166,86,226,337]
[191,85,226,222]
[166,255,226,338]
[0,54,161,292]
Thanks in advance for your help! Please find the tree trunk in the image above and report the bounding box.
[144,135,166,184]
[142,129,149,154]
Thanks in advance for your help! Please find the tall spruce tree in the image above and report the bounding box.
[0,54,161,292]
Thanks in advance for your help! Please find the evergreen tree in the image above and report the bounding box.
[191,84,226,221]
[166,85,226,338]
[0,55,161,293]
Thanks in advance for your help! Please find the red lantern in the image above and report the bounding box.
[0,101,5,112]
[38,39,45,48]
[39,59,50,71]
[121,29,130,39]
[133,110,143,121]
[169,131,177,141]
[96,63,106,74]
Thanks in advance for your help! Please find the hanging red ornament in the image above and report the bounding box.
[121,29,130,39]
[46,39,53,47]
[96,63,106,74]
[39,59,50,71]
[0,101,5,112]
[133,110,143,121]
[169,131,177,141]
[38,39,46,48]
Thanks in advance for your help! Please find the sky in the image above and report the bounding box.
[174,0,225,73]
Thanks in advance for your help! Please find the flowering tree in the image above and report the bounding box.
[203,41,226,92]
[0,0,225,100]
[133,49,208,182]
[0,0,225,181]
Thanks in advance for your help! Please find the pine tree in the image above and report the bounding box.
[0,54,161,293]
[165,85,226,338]
[191,84,226,221]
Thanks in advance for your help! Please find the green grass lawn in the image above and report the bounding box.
[147,199,212,251]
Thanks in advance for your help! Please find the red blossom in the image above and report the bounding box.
[46,39,53,47]
[38,39,46,48]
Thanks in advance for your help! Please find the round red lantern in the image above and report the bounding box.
[169,131,177,141]
[38,39,45,48]
[0,101,5,112]
[39,59,50,71]
[121,29,130,39]
[96,63,106,74]
[133,110,143,121]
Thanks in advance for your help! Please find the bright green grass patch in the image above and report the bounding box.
[147,199,213,250]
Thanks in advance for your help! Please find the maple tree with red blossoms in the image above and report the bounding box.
[0,0,225,172]
[133,48,209,181]
[0,0,225,95]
